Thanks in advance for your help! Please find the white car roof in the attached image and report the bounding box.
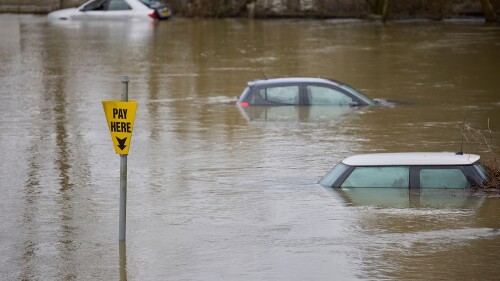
[342,152,480,166]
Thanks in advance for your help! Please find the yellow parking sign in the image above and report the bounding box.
[102,101,138,155]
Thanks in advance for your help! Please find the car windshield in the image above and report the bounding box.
[319,163,349,187]
[82,0,131,11]
[82,0,107,11]
[337,83,374,105]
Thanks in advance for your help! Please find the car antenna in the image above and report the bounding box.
[456,118,466,155]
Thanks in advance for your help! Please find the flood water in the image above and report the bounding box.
[1,15,500,280]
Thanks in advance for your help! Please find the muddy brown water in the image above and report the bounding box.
[1,15,500,280]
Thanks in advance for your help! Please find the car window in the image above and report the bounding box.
[258,86,299,105]
[107,0,132,10]
[419,168,469,188]
[307,86,353,105]
[341,166,409,188]
[319,163,350,187]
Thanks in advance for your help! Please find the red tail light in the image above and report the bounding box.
[148,12,158,19]
[239,102,249,107]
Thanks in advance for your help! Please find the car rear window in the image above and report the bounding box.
[473,163,488,180]
[341,166,409,188]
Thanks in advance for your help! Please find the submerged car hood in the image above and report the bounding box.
[48,8,79,20]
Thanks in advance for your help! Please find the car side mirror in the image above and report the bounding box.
[349,101,360,107]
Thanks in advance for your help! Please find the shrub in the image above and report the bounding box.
[460,120,500,190]
[479,158,500,189]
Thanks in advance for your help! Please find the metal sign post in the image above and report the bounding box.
[119,76,128,241]
[102,76,138,241]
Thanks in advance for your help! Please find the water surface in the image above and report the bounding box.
[1,15,500,280]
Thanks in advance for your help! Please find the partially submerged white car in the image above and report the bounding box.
[319,152,488,189]
[48,0,172,21]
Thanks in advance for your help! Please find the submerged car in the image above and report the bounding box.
[237,77,379,107]
[319,152,488,189]
[48,0,172,21]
